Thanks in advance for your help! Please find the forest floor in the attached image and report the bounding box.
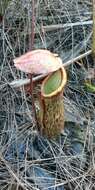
[0,1,95,190]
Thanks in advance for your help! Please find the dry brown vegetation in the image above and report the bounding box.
[0,1,95,190]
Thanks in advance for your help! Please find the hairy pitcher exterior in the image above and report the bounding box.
[37,67,67,138]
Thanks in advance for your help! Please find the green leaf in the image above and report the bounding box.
[84,82,95,93]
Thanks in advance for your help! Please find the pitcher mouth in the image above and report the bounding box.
[41,66,67,98]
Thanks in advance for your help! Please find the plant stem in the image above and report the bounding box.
[29,0,35,50]
[30,74,38,125]
[29,0,38,126]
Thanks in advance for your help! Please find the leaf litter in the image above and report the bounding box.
[0,0,95,190]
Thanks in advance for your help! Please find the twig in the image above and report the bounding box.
[16,20,92,35]
[63,50,92,67]
[10,50,92,89]
[41,20,92,32]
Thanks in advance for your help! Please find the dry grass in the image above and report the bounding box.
[0,0,95,190]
